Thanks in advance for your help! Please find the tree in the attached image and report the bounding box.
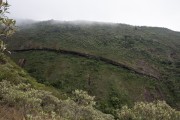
[0,0,16,52]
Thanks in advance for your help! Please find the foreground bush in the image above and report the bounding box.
[1,80,179,120]
[0,80,114,120]
[117,101,180,120]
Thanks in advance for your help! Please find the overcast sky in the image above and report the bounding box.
[7,0,180,31]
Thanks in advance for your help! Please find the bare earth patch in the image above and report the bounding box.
[0,59,6,65]
[0,105,24,120]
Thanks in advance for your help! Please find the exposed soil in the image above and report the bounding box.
[0,105,24,120]
[144,88,155,102]
[136,60,160,79]
[0,59,6,65]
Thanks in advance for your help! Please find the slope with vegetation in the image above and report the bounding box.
[6,20,180,111]
[0,52,114,120]
[1,49,180,120]
[7,20,180,80]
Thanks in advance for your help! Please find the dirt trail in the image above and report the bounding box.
[12,48,159,80]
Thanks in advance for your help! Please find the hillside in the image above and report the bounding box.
[6,20,180,113]
[7,20,180,79]
[0,52,114,120]
[1,52,180,120]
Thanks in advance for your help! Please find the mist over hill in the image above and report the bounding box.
[15,19,37,26]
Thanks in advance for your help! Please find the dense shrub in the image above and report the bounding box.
[117,101,180,120]
[72,89,96,107]
[0,80,114,120]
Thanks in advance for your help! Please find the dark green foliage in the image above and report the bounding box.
[108,88,131,109]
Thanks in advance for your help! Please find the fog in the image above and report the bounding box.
[7,0,180,31]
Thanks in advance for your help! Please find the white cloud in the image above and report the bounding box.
[7,0,180,31]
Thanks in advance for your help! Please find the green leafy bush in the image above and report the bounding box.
[72,89,96,107]
[0,0,16,52]
[117,101,180,120]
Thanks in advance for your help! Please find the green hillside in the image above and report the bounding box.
[2,51,180,120]
[7,20,180,79]
[6,20,180,113]
[0,52,115,120]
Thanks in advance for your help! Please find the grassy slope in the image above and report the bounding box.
[6,20,180,110]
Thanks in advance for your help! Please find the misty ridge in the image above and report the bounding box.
[15,19,180,33]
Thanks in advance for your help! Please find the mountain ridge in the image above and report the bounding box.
[16,19,180,32]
